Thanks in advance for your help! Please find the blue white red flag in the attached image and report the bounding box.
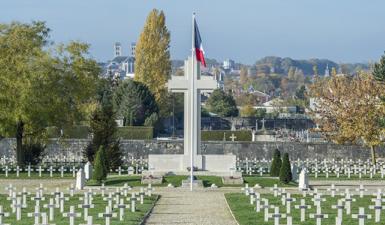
[194,18,206,67]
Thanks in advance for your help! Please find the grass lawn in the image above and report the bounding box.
[243,176,297,188]
[87,175,189,187]
[0,193,158,225]
[86,175,296,188]
[226,193,380,225]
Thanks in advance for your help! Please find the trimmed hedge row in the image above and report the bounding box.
[116,126,153,140]
[201,130,252,141]
[47,126,153,140]
[46,126,90,139]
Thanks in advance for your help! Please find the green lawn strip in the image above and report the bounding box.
[243,176,297,188]
[87,175,188,187]
[86,175,297,188]
[0,194,158,225]
[226,193,380,225]
[0,172,74,179]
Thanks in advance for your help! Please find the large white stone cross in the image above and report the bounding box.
[167,56,217,167]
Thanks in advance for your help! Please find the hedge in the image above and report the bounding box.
[46,126,90,139]
[201,130,252,141]
[116,126,153,140]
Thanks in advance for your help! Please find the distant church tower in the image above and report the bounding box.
[324,64,330,77]
[130,42,136,57]
[114,42,122,57]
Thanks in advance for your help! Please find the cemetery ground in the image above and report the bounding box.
[226,192,385,225]
[0,193,158,225]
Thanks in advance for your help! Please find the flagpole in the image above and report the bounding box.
[190,12,195,192]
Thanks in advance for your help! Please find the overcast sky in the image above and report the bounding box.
[1,0,385,64]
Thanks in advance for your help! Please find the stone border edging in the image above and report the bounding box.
[224,193,240,225]
[140,194,161,225]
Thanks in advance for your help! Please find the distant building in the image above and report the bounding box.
[254,98,297,113]
[223,59,235,70]
[114,42,122,57]
[130,42,136,57]
[103,42,135,79]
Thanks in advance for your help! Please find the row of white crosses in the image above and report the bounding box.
[1,165,79,178]
[0,182,155,225]
[240,183,383,225]
[235,157,385,179]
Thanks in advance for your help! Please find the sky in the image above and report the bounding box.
[1,0,385,64]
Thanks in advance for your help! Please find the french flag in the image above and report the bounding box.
[194,18,206,67]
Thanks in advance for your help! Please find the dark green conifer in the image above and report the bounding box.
[270,149,282,177]
[279,153,292,184]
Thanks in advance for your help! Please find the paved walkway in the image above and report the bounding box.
[145,188,238,225]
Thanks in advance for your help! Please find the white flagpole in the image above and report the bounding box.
[190,13,196,191]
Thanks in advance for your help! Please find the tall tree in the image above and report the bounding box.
[373,51,385,82]
[240,105,256,117]
[309,73,385,164]
[134,9,171,116]
[84,78,122,170]
[239,66,248,86]
[206,89,238,117]
[0,22,99,165]
[113,79,158,126]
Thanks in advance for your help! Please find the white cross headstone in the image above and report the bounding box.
[27,205,42,225]
[58,192,69,213]
[294,199,311,222]
[13,197,25,221]
[78,194,94,221]
[128,192,139,213]
[327,184,339,198]
[332,199,345,221]
[342,193,356,215]
[103,192,114,210]
[261,198,273,222]
[98,206,117,225]
[352,207,371,225]
[63,206,81,225]
[43,198,59,221]
[229,133,237,142]
[284,193,296,214]
[0,205,10,225]
[309,206,328,225]
[268,206,286,225]
[114,199,129,221]
[369,199,384,222]
[355,184,367,198]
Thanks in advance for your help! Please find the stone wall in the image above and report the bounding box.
[1,138,384,161]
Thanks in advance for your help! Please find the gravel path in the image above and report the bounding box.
[145,188,238,225]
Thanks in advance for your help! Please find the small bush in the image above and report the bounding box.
[23,142,46,165]
[279,153,292,184]
[270,149,282,177]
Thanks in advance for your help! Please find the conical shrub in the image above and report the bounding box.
[270,149,282,177]
[92,146,107,184]
[279,153,292,184]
